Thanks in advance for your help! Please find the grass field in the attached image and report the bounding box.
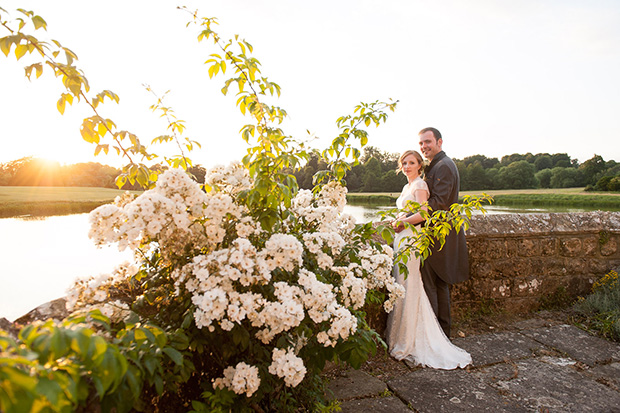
[347,187,620,209]
[0,186,141,217]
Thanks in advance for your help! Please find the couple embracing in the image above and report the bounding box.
[385,127,472,370]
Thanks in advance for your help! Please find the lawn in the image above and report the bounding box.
[347,187,620,209]
[0,186,141,217]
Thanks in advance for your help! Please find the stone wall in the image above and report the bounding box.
[454,211,620,315]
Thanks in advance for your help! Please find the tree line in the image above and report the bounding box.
[2,151,619,192]
[291,148,620,193]
[0,157,206,190]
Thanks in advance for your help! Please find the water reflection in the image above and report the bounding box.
[343,204,608,223]
[0,214,132,321]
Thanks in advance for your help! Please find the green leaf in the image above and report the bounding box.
[144,357,157,376]
[124,367,142,399]
[92,376,105,399]
[154,375,164,395]
[90,335,108,364]
[3,366,37,391]
[36,377,63,406]
[162,347,183,366]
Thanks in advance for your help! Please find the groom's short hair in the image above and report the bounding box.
[419,127,442,142]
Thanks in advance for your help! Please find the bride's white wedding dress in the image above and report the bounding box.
[385,177,471,369]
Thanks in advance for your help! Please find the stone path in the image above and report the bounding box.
[327,322,620,412]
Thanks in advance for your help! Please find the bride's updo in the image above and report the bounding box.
[396,150,425,175]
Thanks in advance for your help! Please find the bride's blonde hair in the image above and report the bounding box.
[396,150,425,175]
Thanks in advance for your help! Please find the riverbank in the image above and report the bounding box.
[0,186,140,218]
[347,187,620,209]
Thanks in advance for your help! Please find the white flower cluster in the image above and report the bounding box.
[316,180,348,212]
[338,270,368,310]
[356,245,405,311]
[66,262,138,321]
[205,161,252,194]
[302,232,345,270]
[254,281,305,344]
[268,348,307,387]
[261,234,303,272]
[88,168,247,260]
[213,362,261,397]
[290,187,353,234]
[235,216,263,238]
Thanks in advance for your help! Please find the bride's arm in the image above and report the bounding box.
[395,188,428,227]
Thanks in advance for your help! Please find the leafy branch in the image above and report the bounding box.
[183,9,309,229]
[378,194,494,277]
[0,7,194,189]
[315,99,399,189]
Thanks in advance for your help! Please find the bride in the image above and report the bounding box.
[384,150,471,370]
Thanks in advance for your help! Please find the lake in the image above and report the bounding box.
[0,214,132,321]
[0,203,609,321]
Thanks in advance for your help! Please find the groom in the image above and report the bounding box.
[418,127,469,338]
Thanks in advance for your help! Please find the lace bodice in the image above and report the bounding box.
[396,177,429,210]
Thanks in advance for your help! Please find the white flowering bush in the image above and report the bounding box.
[66,166,404,411]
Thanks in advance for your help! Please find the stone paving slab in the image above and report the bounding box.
[474,357,620,412]
[520,324,620,366]
[452,331,545,367]
[387,367,525,412]
[585,361,620,391]
[331,324,620,412]
[338,396,411,413]
[327,369,387,401]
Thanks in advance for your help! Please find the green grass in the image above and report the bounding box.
[0,186,141,217]
[347,188,620,209]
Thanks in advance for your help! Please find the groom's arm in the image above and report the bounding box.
[427,161,457,212]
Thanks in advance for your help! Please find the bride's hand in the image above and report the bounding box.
[392,220,404,233]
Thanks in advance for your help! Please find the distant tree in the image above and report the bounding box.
[64,162,120,187]
[0,170,9,185]
[361,157,382,192]
[292,150,326,190]
[551,153,572,168]
[594,173,620,191]
[595,176,614,191]
[459,161,492,190]
[579,155,607,186]
[609,177,620,191]
[458,154,499,169]
[1,157,32,184]
[535,168,553,188]
[360,146,388,165]
[3,157,66,186]
[345,169,362,192]
[381,170,405,192]
[485,168,500,189]
[497,160,537,189]
[534,155,553,171]
[549,167,585,188]
[500,153,528,167]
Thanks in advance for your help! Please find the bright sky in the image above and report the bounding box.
[1,0,619,169]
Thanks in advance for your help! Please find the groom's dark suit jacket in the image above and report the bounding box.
[423,151,470,284]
